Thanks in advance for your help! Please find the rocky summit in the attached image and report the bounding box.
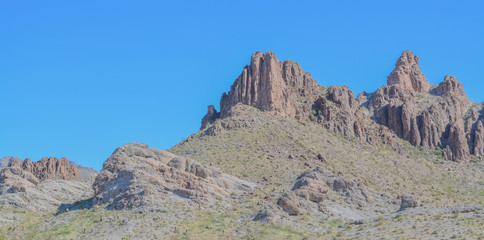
[204,50,484,163]
[1,51,484,239]
[8,156,79,180]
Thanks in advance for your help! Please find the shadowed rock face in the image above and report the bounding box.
[8,157,79,180]
[92,143,254,210]
[201,50,484,162]
[201,105,220,130]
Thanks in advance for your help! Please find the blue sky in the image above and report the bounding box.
[1,0,483,170]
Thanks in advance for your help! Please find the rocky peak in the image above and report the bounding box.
[201,105,220,130]
[218,51,319,120]
[435,75,467,98]
[387,50,430,92]
[8,157,79,180]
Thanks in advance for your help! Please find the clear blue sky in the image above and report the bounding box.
[1,0,483,170]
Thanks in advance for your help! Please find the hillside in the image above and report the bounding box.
[0,51,483,239]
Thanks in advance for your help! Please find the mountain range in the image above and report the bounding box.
[0,51,483,239]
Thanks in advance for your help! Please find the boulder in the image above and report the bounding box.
[399,195,420,210]
[277,167,374,216]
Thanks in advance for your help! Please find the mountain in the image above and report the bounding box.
[200,50,484,163]
[0,51,483,239]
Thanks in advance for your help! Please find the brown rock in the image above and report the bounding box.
[446,119,470,162]
[219,51,319,120]
[387,50,430,92]
[8,157,79,180]
[369,62,478,162]
[436,75,467,98]
[205,50,483,163]
[312,86,361,137]
[474,121,484,157]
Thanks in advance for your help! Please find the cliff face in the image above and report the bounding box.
[386,50,431,92]
[201,50,484,163]
[368,54,479,162]
[219,51,320,120]
[8,157,79,180]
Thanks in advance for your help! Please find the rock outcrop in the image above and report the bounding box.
[218,51,320,120]
[398,195,420,210]
[0,167,40,194]
[202,50,484,162]
[92,143,254,210]
[0,167,92,211]
[0,156,21,168]
[360,52,481,162]
[366,53,479,162]
[386,50,431,92]
[277,167,374,216]
[8,157,79,180]
[201,105,220,130]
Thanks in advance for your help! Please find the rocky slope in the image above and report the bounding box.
[0,157,95,212]
[0,167,92,212]
[0,50,483,239]
[202,50,484,162]
[92,143,254,211]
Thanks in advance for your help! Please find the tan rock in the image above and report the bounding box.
[8,157,79,180]
[436,75,467,98]
[447,119,470,162]
[387,50,430,92]
[219,51,319,120]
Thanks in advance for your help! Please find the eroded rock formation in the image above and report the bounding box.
[0,166,92,211]
[217,51,320,120]
[386,50,431,92]
[8,157,79,180]
[277,167,374,216]
[201,50,484,162]
[92,143,254,210]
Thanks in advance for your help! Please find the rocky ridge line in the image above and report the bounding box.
[8,157,79,180]
[201,51,484,162]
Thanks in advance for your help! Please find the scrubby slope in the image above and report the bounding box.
[172,104,484,208]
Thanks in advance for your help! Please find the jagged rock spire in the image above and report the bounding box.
[435,75,468,98]
[218,51,319,119]
[387,50,431,92]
